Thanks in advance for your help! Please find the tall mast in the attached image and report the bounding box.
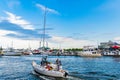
[43,7,47,49]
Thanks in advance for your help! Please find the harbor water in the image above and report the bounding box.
[0,55,120,80]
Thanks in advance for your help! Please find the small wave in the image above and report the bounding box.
[66,76,83,80]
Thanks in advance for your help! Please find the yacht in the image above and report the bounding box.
[78,49,102,57]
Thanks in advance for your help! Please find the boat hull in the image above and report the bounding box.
[79,53,102,57]
[3,52,22,56]
[32,61,67,78]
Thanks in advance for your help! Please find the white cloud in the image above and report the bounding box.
[0,12,41,49]
[0,31,96,49]
[36,4,60,15]
[0,36,40,49]
[47,36,96,49]
[4,11,34,30]
[0,30,18,36]
[0,11,95,49]
[0,30,39,49]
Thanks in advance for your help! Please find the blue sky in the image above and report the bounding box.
[0,0,120,49]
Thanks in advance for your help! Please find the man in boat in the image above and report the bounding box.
[41,56,47,66]
[56,59,62,71]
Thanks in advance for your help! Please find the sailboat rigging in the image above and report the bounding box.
[32,6,68,78]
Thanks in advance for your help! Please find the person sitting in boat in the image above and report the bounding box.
[56,59,62,71]
[41,56,47,66]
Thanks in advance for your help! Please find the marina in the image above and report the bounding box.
[0,55,120,80]
[0,0,120,80]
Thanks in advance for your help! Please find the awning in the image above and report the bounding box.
[112,45,120,49]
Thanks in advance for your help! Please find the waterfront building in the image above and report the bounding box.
[98,40,120,50]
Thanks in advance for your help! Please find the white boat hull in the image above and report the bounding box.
[80,53,102,57]
[78,51,102,57]
[3,52,22,56]
[32,61,67,78]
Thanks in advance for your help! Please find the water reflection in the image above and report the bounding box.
[113,57,120,62]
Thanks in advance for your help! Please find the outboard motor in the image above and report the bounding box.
[64,71,68,77]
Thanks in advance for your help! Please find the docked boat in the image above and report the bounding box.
[78,49,102,57]
[33,49,41,54]
[3,51,22,56]
[22,49,33,55]
[3,48,22,56]
[102,51,120,57]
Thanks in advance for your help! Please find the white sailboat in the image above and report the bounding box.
[32,60,68,78]
[3,48,22,56]
[3,42,22,56]
[32,7,68,78]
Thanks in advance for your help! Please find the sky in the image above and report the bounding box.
[0,0,120,49]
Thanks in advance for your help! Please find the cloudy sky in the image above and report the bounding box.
[0,0,120,49]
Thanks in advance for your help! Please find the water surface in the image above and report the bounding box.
[0,55,120,80]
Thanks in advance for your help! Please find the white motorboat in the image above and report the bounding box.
[3,48,22,56]
[32,61,68,78]
[102,51,120,57]
[79,51,102,57]
[78,49,102,57]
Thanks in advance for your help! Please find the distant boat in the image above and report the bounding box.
[22,49,33,55]
[32,49,41,54]
[3,48,22,56]
[3,41,22,56]
[3,52,22,56]
[78,49,102,57]
[102,51,120,57]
